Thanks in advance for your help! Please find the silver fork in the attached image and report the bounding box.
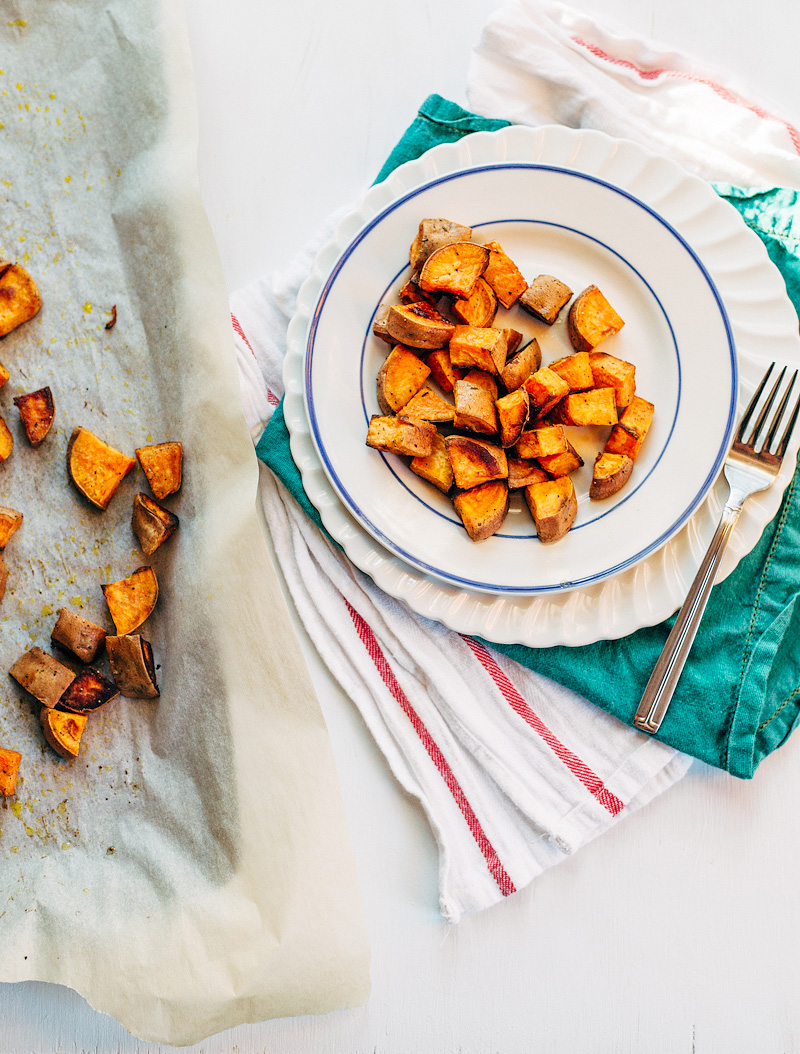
[633,362,800,735]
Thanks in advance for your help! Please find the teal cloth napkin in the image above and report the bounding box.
[257,94,800,779]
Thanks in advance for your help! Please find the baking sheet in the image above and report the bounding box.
[0,0,369,1043]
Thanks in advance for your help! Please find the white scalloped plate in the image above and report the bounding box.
[284,126,800,646]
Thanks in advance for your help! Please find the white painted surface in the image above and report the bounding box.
[4,0,800,1050]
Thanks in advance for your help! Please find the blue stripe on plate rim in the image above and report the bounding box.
[304,162,738,594]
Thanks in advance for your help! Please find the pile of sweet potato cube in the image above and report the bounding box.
[367,218,655,543]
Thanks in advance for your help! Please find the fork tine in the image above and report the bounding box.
[775,378,800,460]
[762,370,797,452]
[745,365,786,447]
[737,362,774,442]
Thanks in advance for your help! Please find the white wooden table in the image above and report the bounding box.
[4,0,800,1050]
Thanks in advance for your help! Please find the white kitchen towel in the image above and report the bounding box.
[229,0,800,922]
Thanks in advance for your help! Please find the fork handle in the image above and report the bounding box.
[633,498,744,734]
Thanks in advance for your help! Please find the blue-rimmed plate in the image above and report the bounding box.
[285,127,799,642]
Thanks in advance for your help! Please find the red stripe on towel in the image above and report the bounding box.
[230,313,280,406]
[571,37,800,157]
[462,636,624,817]
[345,600,516,897]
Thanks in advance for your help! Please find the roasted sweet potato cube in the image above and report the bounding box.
[366,415,436,457]
[106,634,160,699]
[68,427,136,509]
[134,441,183,501]
[0,414,13,463]
[453,380,498,436]
[40,707,87,759]
[568,285,624,352]
[57,667,119,713]
[589,352,636,407]
[516,424,568,461]
[400,387,454,423]
[102,566,159,635]
[410,432,454,494]
[445,436,508,490]
[590,452,634,499]
[449,326,507,376]
[548,352,594,392]
[496,388,530,448]
[409,218,472,271]
[523,367,570,418]
[14,386,55,446]
[507,458,549,490]
[519,275,573,325]
[452,277,498,327]
[537,440,584,478]
[481,241,528,308]
[0,262,42,336]
[51,607,106,663]
[9,646,76,708]
[398,280,436,306]
[0,506,22,548]
[604,396,655,460]
[561,388,618,427]
[372,305,394,344]
[502,329,524,358]
[132,493,180,556]
[425,349,465,393]
[453,480,510,542]
[524,476,577,542]
[501,338,541,392]
[376,345,431,413]
[386,302,455,350]
[419,242,489,298]
[463,369,498,400]
[0,746,21,796]
[0,552,6,602]
[0,362,9,387]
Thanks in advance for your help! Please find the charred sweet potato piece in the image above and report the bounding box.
[398,280,436,306]
[452,277,498,327]
[410,432,454,494]
[507,458,549,490]
[548,352,593,392]
[481,241,528,308]
[589,352,636,408]
[519,275,573,325]
[14,386,55,445]
[372,305,394,344]
[106,634,160,699]
[134,441,183,501]
[425,349,465,393]
[590,452,634,499]
[418,242,489,299]
[557,388,618,427]
[537,440,583,478]
[501,338,541,393]
[524,476,578,542]
[51,607,106,663]
[366,415,436,457]
[453,480,509,542]
[453,379,497,436]
[409,218,472,271]
[0,414,13,463]
[496,388,530,448]
[386,302,455,350]
[523,368,570,418]
[445,435,508,490]
[401,387,454,423]
[40,707,87,759]
[568,285,624,352]
[102,566,159,635]
[0,552,6,602]
[516,425,569,461]
[9,646,76,708]
[132,493,180,556]
[0,506,22,548]
[449,326,507,376]
[604,396,655,460]
[0,262,42,337]
[68,427,136,509]
[376,345,431,414]
[57,667,119,713]
[0,746,21,796]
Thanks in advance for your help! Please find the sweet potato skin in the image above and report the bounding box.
[51,607,106,663]
[590,452,634,499]
[106,634,160,699]
[568,285,625,352]
[386,302,455,350]
[519,275,572,324]
[9,646,76,707]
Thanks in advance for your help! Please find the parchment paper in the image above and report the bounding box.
[0,0,369,1044]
